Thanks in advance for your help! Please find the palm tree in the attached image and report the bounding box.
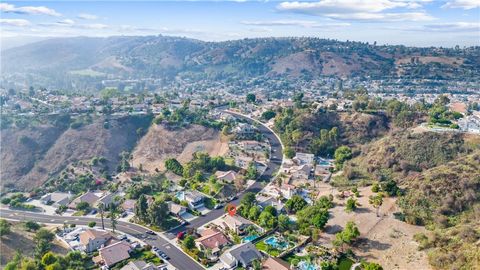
[110,204,118,233]
[98,203,105,230]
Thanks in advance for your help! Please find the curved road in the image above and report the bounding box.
[0,111,284,270]
[166,110,283,237]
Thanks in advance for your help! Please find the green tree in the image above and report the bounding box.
[283,147,295,159]
[285,195,307,214]
[24,221,40,232]
[135,194,148,221]
[246,93,256,103]
[278,214,290,232]
[35,228,54,243]
[334,146,352,169]
[109,204,118,233]
[362,262,383,270]
[75,201,90,212]
[261,110,276,121]
[0,219,11,237]
[248,205,261,221]
[148,200,169,227]
[41,252,57,266]
[258,211,277,229]
[165,158,184,175]
[245,162,258,179]
[88,221,96,228]
[369,193,384,217]
[345,197,357,213]
[183,235,195,250]
[333,221,360,251]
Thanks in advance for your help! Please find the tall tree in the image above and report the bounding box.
[135,194,148,221]
[98,203,105,230]
[110,204,118,233]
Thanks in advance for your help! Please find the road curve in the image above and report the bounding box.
[0,111,284,270]
[166,110,284,236]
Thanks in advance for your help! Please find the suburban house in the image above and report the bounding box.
[220,242,263,269]
[120,261,157,270]
[239,140,264,152]
[289,164,312,181]
[234,123,256,138]
[121,199,136,213]
[79,229,115,253]
[40,192,72,207]
[168,201,187,217]
[177,190,205,210]
[257,194,284,213]
[279,183,298,200]
[214,214,255,235]
[68,190,106,209]
[215,170,238,183]
[96,192,119,209]
[195,228,230,258]
[262,257,291,270]
[94,241,132,269]
[293,152,315,166]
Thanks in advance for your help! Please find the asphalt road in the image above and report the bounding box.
[166,111,283,237]
[0,208,203,270]
[0,111,284,270]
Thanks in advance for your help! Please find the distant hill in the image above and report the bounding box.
[2,36,479,90]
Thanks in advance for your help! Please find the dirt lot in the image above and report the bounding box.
[0,222,68,266]
[132,124,228,173]
[314,184,431,270]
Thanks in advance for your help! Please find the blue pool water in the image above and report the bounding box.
[299,261,318,270]
[243,235,258,242]
[264,236,289,250]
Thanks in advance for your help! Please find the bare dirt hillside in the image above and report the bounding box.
[1,115,152,191]
[132,124,227,173]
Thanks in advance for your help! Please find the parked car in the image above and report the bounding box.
[118,234,127,240]
[145,230,155,235]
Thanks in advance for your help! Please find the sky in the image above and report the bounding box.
[0,0,479,47]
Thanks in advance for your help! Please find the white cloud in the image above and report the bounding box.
[241,19,350,27]
[0,3,61,16]
[276,0,435,21]
[80,23,108,29]
[423,22,480,31]
[277,0,417,14]
[327,12,434,21]
[77,13,98,20]
[442,0,480,10]
[0,18,31,27]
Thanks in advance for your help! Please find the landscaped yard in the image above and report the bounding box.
[255,241,281,257]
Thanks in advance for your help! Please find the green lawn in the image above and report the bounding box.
[255,241,281,257]
[338,257,354,270]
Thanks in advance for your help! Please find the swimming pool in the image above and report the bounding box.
[264,236,289,250]
[243,235,258,242]
[298,261,318,270]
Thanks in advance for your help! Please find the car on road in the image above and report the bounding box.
[214,203,224,209]
[145,230,155,235]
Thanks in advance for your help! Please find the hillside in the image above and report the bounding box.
[341,132,480,270]
[0,115,152,191]
[2,36,479,90]
[131,123,227,173]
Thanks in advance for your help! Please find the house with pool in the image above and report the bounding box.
[219,242,262,269]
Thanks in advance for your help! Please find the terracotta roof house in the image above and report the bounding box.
[262,257,291,270]
[220,242,262,269]
[195,228,230,256]
[79,229,115,253]
[95,241,132,268]
[214,214,255,235]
